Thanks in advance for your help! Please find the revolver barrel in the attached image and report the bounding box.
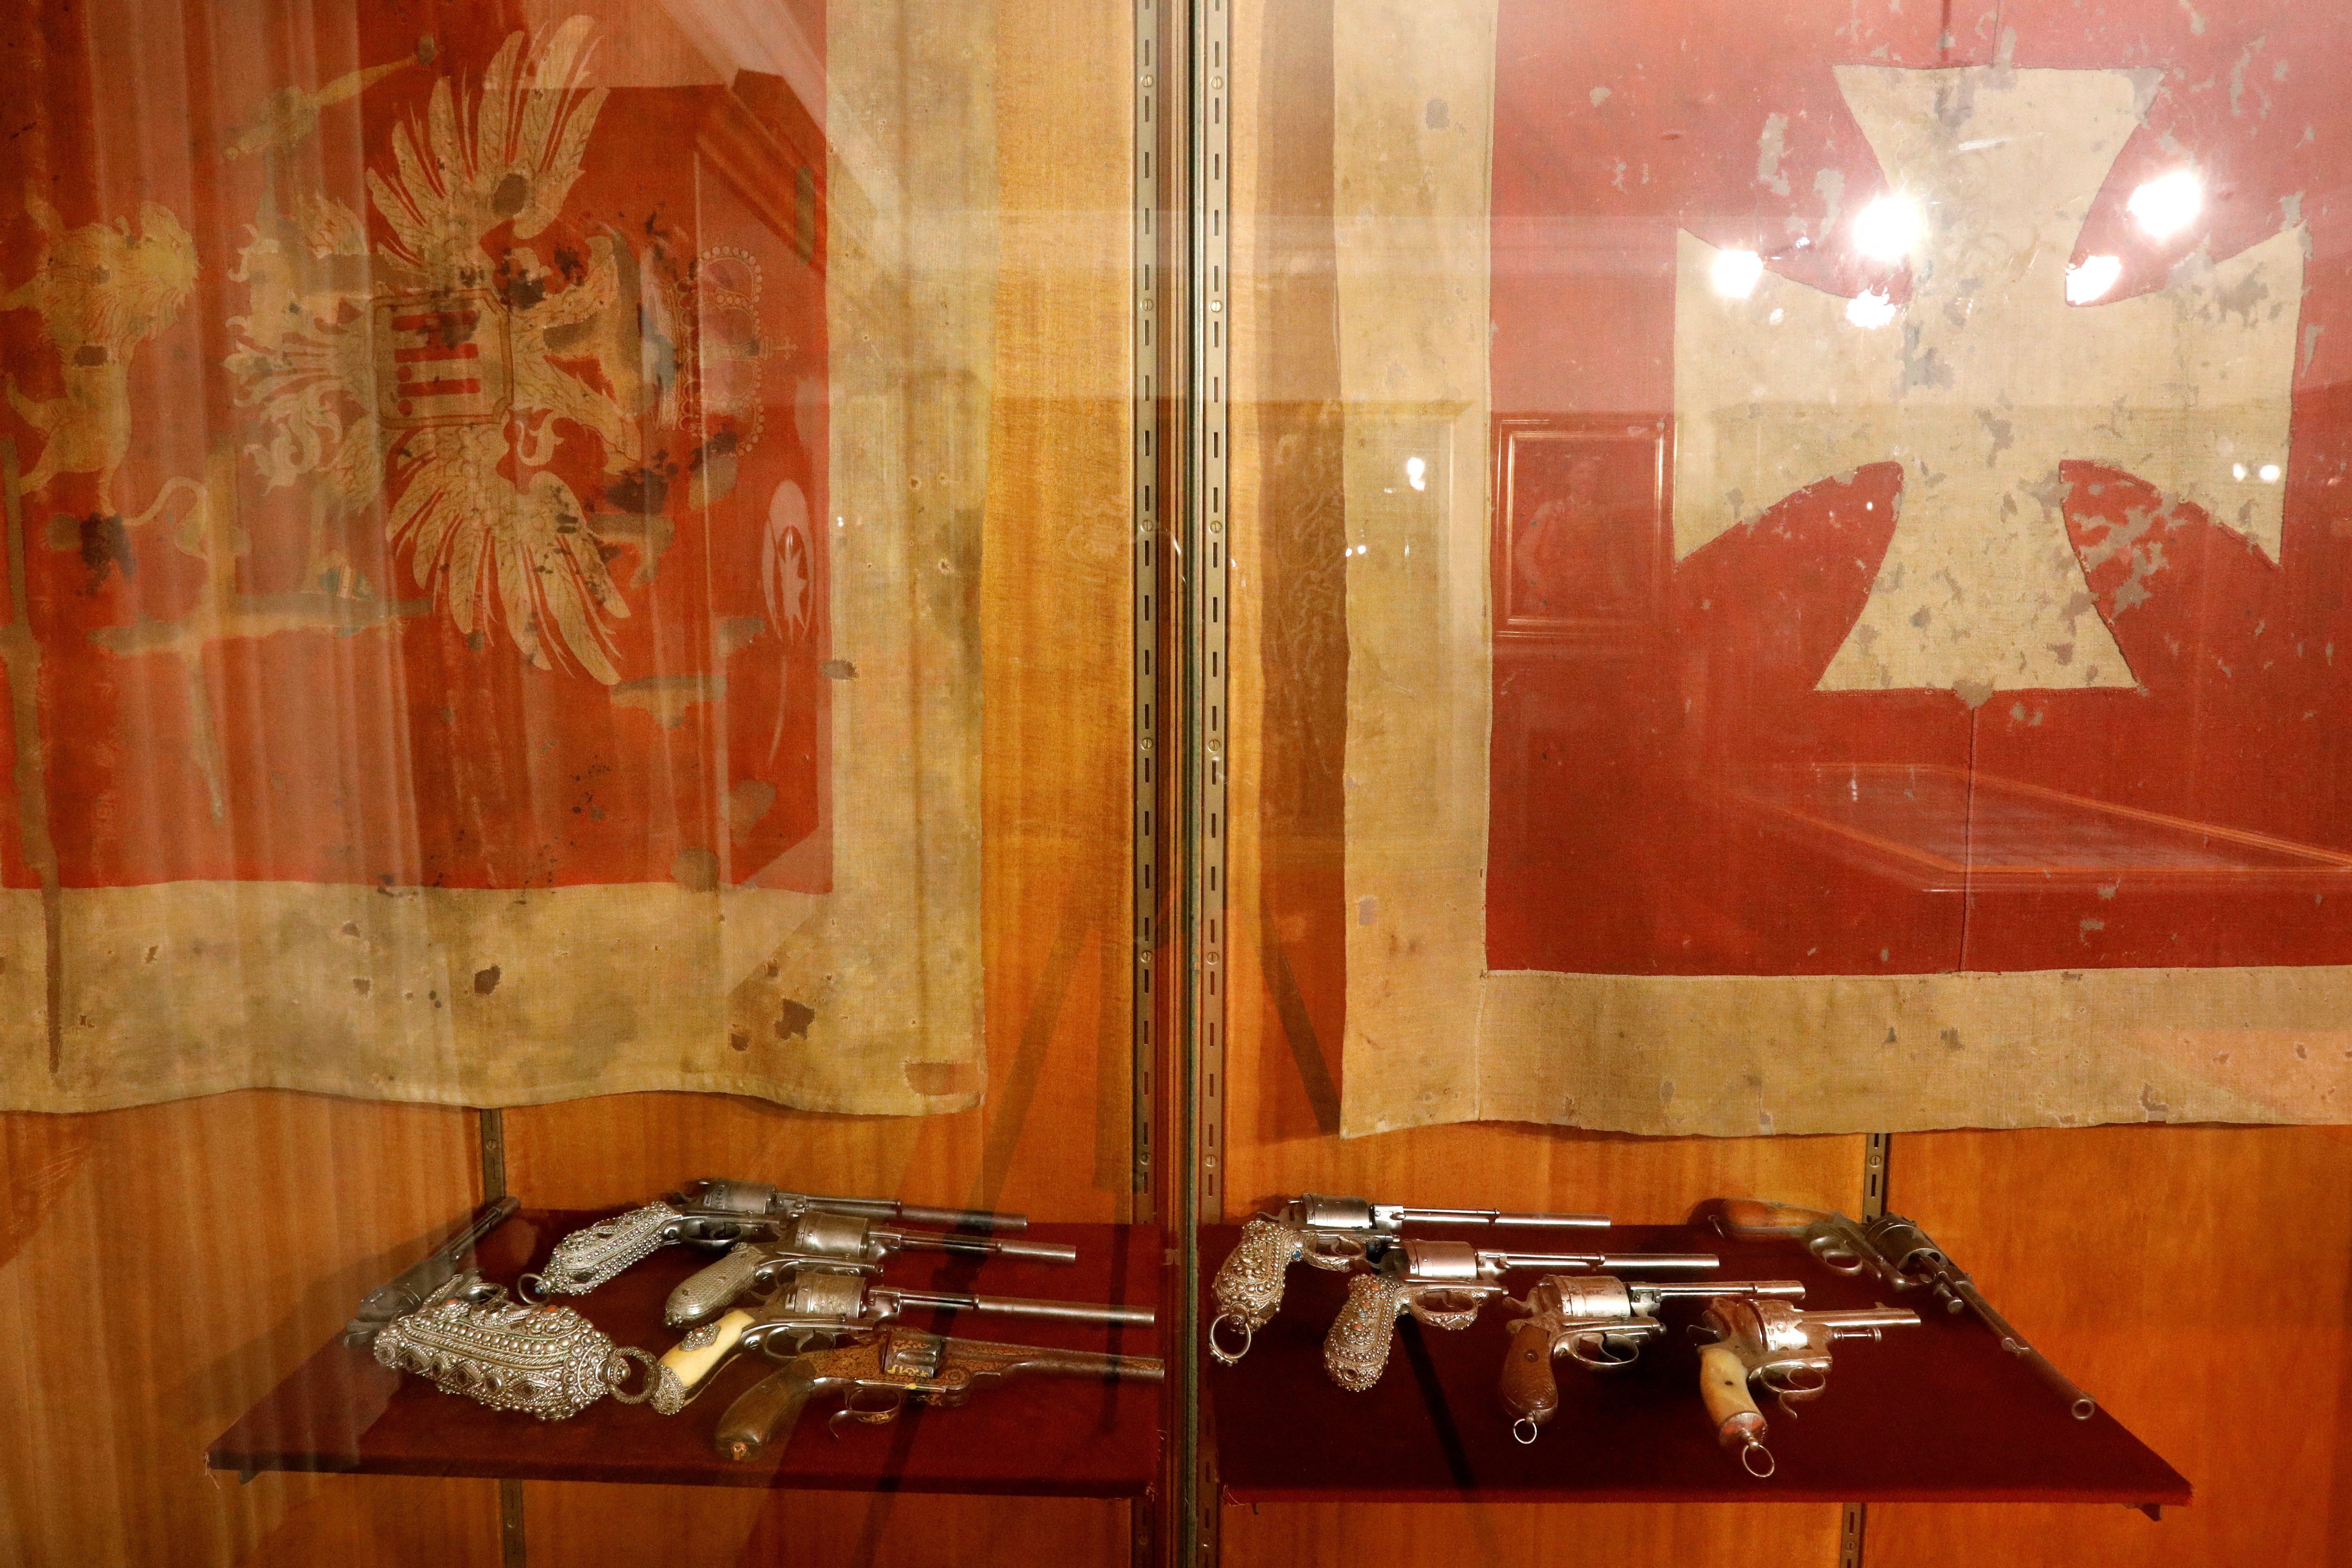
[888,1289,1155,1327]
[1392,1205,1609,1229]
[1494,1250,1718,1273]
[886,1230,1078,1264]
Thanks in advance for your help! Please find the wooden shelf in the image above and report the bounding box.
[210,1209,1164,1497]
[1203,1221,2190,1510]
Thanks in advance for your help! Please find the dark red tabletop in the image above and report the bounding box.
[210,1209,1164,1497]
[1203,1221,2191,1508]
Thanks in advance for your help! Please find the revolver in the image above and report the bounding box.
[665,1218,1079,1326]
[1210,1194,1608,1362]
[1712,1198,2095,1419]
[527,1180,1027,1296]
[344,1196,519,1346]
[1694,1295,1919,1478]
[1321,1238,1717,1392]
[1498,1275,1807,1443]
[711,1326,1166,1462]
[654,1267,1154,1409]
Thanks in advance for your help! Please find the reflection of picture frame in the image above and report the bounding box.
[1491,415,1668,644]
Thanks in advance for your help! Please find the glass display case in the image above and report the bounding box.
[2,0,2348,1564]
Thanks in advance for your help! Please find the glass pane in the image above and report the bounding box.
[0,0,1155,1561]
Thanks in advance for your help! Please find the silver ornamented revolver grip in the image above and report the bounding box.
[372,1271,685,1420]
[1209,1194,1610,1364]
[529,1181,1031,1298]
[534,1202,683,1297]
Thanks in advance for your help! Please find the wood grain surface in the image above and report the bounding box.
[1222,1501,1841,1568]
[1212,0,2352,1561]
[0,1095,495,1567]
[0,0,1138,1562]
[498,0,1140,1561]
[1868,1124,2352,1567]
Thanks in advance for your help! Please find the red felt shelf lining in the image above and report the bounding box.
[209,1210,1165,1498]
[1203,1222,2191,1508]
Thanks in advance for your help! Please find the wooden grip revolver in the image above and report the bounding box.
[1496,1275,1807,1443]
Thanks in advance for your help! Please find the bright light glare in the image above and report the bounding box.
[1845,290,1898,329]
[2066,255,2123,305]
[1853,196,1923,261]
[2128,170,2202,239]
[2260,463,2282,483]
[2233,463,2249,481]
[1711,247,1764,299]
[1405,456,1428,492]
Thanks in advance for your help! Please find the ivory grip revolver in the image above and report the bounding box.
[1712,1198,2095,1419]
[1210,1194,1609,1363]
[1497,1275,1807,1443]
[1694,1295,1919,1478]
[1319,1238,1717,1392]
[711,1327,1166,1463]
[665,1218,1078,1327]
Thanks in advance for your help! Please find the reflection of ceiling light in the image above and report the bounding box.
[2260,463,2281,483]
[1711,247,1764,298]
[2128,170,2202,239]
[1854,196,1922,261]
[2233,463,2249,480]
[1405,456,1428,491]
[1845,290,1898,329]
[2066,255,2123,305]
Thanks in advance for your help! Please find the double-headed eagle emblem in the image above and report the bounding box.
[230,18,641,683]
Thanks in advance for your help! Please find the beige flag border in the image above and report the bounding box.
[0,7,988,1117]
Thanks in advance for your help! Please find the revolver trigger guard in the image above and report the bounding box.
[1566,1332,1639,1370]
[1302,1235,1362,1271]
[1810,1239,1865,1275]
[1207,1314,1254,1365]
[1408,1291,1482,1332]
[851,1388,906,1424]
[1760,1363,1828,1417]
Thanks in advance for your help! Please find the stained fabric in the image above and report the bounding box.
[1332,0,2352,1135]
[0,0,987,1112]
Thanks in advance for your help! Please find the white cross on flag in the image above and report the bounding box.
[1674,66,2305,697]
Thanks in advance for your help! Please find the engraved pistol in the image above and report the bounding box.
[1693,1295,1919,1478]
[527,1180,1029,1297]
[654,1267,1154,1411]
[1210,1194,1609,1363]
[710,1326,1167,1463]
[1320,1238,1718,1392]
[665,1217,1079,1327]
[1712,1198,2095,1419]
[1497,1275,1807,1443]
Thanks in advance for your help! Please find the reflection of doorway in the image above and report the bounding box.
[1488,415,1670,868]
[1493,417,1667,642]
